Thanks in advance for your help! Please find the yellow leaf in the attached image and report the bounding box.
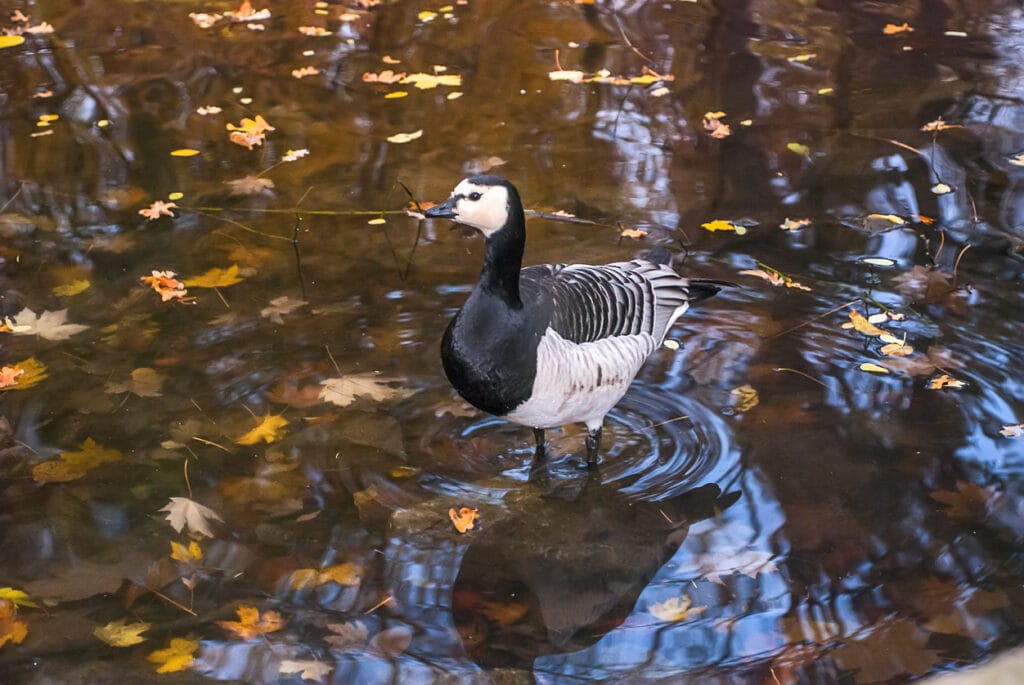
[866,213,905,225]
[52,279,91,297]
[318,562,363,586]
[94,619,151,647]
[217,605,286,640]
[386,129,423,144]
[787,142,811,157]
[170,541,203,563]
[696,219,745,235]
[384,91,408,99]
[730,384,759,412]
[235,414,289,445]
[0,35,26,49]
[399,73,461,89]
[0,588,38,609]
[843,310,890,338]
[859,362,890,374]
[290,563,363,590]
[147,637,199,673]
[648,595,706,622]
[170,148,201,157]
[33,438,122,483]
[183,264,243,288]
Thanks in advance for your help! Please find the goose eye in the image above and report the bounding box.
[468,192,482,201]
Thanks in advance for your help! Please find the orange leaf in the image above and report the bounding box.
[843,309,891,338]
[216,606,286,640]
[449,507,479,533]
[0,599,28,647]
[929,374,965,390]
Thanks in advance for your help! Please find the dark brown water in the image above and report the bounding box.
[1,1,1023,683]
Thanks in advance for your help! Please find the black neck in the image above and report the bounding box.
[479,203,525,306]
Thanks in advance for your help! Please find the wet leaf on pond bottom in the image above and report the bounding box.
[235,414,289,445]
[216,605,286,640]
[94,618,150,647]
[160,497,224,538]
[147,636,199,673]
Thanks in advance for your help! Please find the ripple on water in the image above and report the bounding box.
[419,380,741,502]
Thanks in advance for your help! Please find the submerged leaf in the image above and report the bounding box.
[11,308,89,341]
[183,264,243,288]
[33,438,122,483]
[319,374,400,407]
[217,605,286,640]
[160,497,224,538]
[147,637,199,673]
[235,414,289,445]
[94,619,150,647]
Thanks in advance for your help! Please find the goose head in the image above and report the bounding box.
[425,175,521,237]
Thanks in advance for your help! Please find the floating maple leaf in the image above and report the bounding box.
[279,660,333,683]
[291,66,320,79]
[1001,424,1024,438]
[648,595,706,622]
[399,72,461,89]
[94,619,150,647]
[10,308,88,340]
[729,384,759,412]
[449,507,479,533]
[217,605,286,640]
[929,374,965,390]
[147,637,199,673]
[139,200,177,221]
[362,69,407,84]
[318,373,401,407]
[702,219,748,234]
[141,270,190,302]
[702,111,731,139]
[226,115,274,149]
[160,497,224,538]
[738,267,810,291]
[298,26,330,36]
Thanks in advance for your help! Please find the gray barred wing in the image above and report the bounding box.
[520,260,695,344]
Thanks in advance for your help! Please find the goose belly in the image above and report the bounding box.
[504,328,657,430]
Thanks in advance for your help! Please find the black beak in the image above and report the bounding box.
[424,196,458,219]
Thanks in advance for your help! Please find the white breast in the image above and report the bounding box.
[504,328,658,431]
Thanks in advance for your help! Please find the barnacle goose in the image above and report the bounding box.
[425,175,725,467]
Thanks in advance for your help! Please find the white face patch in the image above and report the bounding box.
[449,180,510,236]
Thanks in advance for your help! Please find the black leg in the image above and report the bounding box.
[529,427,549,484]
[532,427,546,461]
[585,425,602,469]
